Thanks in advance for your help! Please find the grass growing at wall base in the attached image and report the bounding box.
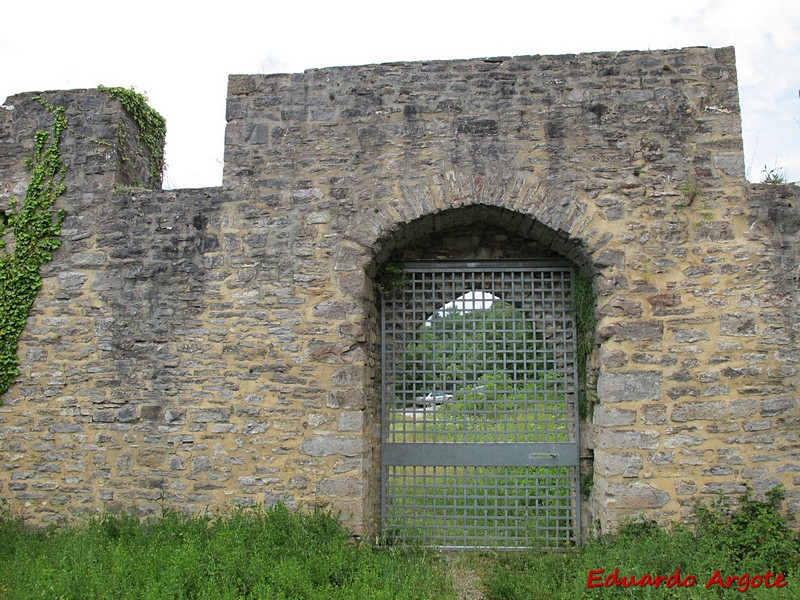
[0,504,455,600]
[1,489,798,599]
[482,486,800,599]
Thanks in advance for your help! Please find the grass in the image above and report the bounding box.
[482,486,800,599]
[0,504,454,600]
[388,374,570,444]
[0,488,798,599]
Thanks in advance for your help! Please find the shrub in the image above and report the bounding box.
[482,486,800,599]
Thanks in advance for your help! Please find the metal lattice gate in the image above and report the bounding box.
[380,260,580,549]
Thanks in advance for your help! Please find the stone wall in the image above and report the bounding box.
[0,46,798,537]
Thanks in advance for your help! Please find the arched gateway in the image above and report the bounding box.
[1,47,798,544]
[364,205,592,548]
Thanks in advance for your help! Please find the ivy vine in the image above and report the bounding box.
[98,85,166,188]
[573,270,597,419]
[0,98,68,398]
[375,262,407,297]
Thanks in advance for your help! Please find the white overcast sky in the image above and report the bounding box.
[2,0,798,188]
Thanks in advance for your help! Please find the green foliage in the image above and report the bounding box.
[482,486,800,599]
[456,372,562,414]
[694,485,800,574]
[98,85,166,188]
[0,98,67,398]
[375,262,407,297]
[400,300,552,396]
[391,373,568,445]
[678,180,700,206]
[0,505,455,599]
[573,271,596,419]
[761,166,787,185]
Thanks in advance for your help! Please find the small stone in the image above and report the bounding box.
[720,313,756,336]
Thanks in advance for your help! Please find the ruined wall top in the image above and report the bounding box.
[224,47,742,185]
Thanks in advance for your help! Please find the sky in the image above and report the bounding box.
[2,0,798,189]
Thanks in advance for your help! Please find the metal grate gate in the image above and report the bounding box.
[380,260,580,549]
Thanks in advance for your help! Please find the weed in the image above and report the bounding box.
[678,180,700,206]
[694,485,800,574]
[573,270,596,419]
[761,166,787,185]
[579,469,594,499]
[374,261,407,297]
[0,505,456,599]
[482,486,800,599]
[2,491,798,599]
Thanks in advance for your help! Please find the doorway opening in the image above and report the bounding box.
[380,260,580,549]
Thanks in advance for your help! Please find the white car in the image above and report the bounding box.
[413,391,453,406]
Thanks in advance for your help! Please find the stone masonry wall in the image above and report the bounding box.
[0,46,798,538]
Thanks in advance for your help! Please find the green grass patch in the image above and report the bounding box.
[482,486,800,599]
[0,504,455,599]
[2,489,798,599]
[389,374,569,444]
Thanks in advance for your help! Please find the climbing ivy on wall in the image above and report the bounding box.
[0,98,68,398]
[574,270,597,419]
[98,85,166,187]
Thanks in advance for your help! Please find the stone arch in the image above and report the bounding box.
[343,171,597,276]
[341,183,601,539]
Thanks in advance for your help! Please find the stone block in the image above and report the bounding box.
[597,371,662,402]
[600,349,627,368]
[720,313,756,336]
[596,452,643,477]
[596,429,660,450]
[316,477,362,497]
[672,328,710,343]
[242,421,269,435]
[664,434,704,448]
[760,396,795,417]
[593,407,636,427]
[599,321,664,342]
[671,401,727,422]
[190,409,229,423]
[599,298,642,318]
[338,412,363,432]
[606,482,670,509]
[648,452,674,465]
[730,399,757,419]
[58,271,88,291]
[640,404,667,425]
[299,436,363,457]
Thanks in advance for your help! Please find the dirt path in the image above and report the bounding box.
[445,553,486,600]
